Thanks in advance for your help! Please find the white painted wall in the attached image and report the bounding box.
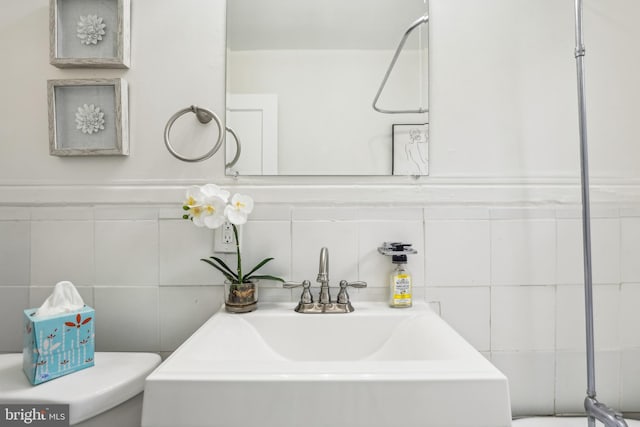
[1,0,640,420]
[430,0,640,180]
[0,0,226,186]
[3,0,640,186]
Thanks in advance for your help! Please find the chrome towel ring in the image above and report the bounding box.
[164,105,224,163]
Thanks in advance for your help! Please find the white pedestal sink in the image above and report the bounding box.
[142,302,511,427]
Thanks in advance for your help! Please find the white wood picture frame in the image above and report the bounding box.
[50,0,130,68]
[48,78,129,156]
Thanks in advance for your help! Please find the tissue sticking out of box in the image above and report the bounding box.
[34,281,85,317]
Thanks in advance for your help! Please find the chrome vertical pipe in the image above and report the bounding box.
[573,2,627,427]
[573,0,596,400]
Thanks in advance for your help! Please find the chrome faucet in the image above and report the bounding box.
[284,247,367,313]
[317,247,330,304]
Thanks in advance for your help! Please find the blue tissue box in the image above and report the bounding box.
[22,306,95,385]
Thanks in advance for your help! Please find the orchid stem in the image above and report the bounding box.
[233,224,242,282]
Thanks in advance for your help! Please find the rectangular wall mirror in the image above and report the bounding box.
[225,0,429,176]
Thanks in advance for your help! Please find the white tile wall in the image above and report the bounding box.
[556,218,585,285]
[291,220,359,284]
[159,286,224,351]
[491,351,555,415]
[0,221,30,286]
[620,284,640,348]
[1,202,639,416]
[31,207,92,221]
[555,285,619,351]
[591,218,621,285]
[94,287,160,352]
[621,218,640,283]
[491,286,556,351]
[159,219,218,285]
[0,287,29,351]
[30,220,94,286]
[94,206,158,221]
[621,349,640,411]
[95,220,159,286]
[425,219,490,286]
[426,286,490,351]
[557,218,621,285]
[0,207,30,221]
[491,219,556,286]
[424,206,490,220]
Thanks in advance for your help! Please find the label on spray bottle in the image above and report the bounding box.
[391,273,412,306]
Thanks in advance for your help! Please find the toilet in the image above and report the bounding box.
[0,352,161,427]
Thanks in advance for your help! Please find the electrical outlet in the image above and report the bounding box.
[214,221,241,253]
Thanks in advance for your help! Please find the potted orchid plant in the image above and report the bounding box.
[182,184,284,312]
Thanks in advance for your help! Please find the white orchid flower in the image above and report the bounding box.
[202,196,227,229]
[183,185,231,228]
[184,186,203,207]
[201,184,230,203]
[183,186,206,226]
[225,193,254,225]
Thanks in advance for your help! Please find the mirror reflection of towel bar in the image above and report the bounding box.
[225,126,241,168]
[164,105,241,168]
[372,15,429,114]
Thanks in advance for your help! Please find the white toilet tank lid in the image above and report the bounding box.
[0,352,161,425]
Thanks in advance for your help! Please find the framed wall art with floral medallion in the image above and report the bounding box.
[49,0,130,68]
[47,78,129,156]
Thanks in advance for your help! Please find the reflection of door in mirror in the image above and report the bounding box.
[226,0,429,176]
[226,94,278,175]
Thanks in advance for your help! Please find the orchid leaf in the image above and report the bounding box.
[245,274,285,283]
[243,257,275,278]
[208,256,237,277]
[200,258,237,282]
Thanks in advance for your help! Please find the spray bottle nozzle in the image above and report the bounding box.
[390,242,412,252]
[377,242,418,257]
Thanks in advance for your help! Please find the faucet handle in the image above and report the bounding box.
[283,280,311,289]
[283,280,313,304]
[336,280,367,304]
[342,281,367,289]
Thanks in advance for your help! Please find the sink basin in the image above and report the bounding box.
[142,302,511,427]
